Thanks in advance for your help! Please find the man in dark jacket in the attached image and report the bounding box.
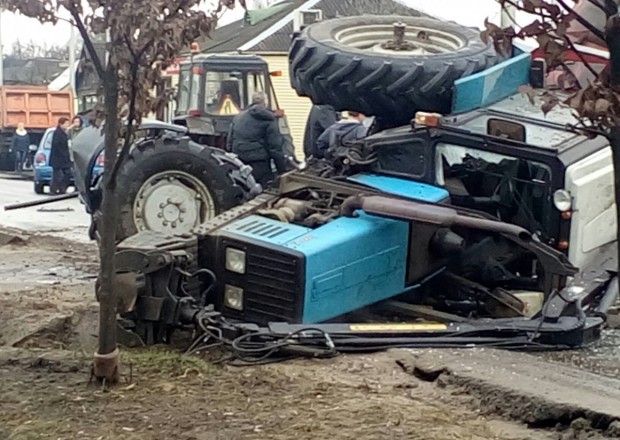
[227,91,289,187]
[303,104,339,158]
[50,117,72,194]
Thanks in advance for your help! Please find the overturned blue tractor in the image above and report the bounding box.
[72,15,617,355]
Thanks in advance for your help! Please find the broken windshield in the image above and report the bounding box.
[435,143,554,240]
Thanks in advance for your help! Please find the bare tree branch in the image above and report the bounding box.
[556,0,607,42]
[67,3,106,79]
[562,34,600,77]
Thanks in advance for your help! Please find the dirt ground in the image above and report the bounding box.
[0,229,614,440]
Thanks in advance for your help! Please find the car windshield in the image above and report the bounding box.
[41,129,55,150]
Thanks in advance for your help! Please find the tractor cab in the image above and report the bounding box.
[174,54,286,149]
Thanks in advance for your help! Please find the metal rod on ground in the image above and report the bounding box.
[3,192,78,211]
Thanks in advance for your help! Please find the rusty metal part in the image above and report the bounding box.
[393,22,406,45]
[194,192,278,235]
[341,194,531,240]
[381,22,418,51]
[303,212,337,227]
[258,197,312,223]
[115,249,174,273]
[257,207,296,222]
[114,271,145,313]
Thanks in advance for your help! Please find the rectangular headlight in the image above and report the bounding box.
[225,247,246,274]
[224,284,244,311]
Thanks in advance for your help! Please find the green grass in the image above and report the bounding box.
[123,346,219,378]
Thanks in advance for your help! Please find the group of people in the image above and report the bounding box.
[11,115,83,194]
[14,93,365,194]
[227,91,368,187]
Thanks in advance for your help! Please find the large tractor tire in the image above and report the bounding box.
[114,136,255,241]
[290,16,499,126]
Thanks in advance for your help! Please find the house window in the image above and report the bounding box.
[79,95,98,113]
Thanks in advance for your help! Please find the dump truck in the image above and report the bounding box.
[69,15,617,353]
[0,86,74,171]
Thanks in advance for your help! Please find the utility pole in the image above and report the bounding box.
[69,21,77,108]
[0,9,4,86]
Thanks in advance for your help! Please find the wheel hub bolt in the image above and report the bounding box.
[394,22,406,45]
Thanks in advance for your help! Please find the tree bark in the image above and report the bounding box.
[92,67,121,383]
[606,15,620,277]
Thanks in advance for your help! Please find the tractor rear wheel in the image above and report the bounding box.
[290,16,499,126]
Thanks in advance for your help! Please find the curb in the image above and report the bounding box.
[0,172,33,181]
[391,348,620,437]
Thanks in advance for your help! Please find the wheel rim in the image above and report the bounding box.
[134,171,216,235]
[334,22,466,55]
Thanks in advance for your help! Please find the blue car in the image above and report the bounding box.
[33,127,104,194]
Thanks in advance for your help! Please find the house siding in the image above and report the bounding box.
[262,54,312,159]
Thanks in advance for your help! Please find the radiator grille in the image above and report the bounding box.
[219,238,303,323]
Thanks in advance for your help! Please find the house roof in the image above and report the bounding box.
[195,0,306,54]
[199,0,422,55]
[2,57,67,86]
[248,0,423,53]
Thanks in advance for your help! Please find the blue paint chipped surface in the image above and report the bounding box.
[452,52,531,114]
[347,173,449,202]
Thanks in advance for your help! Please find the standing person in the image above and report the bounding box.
[315,111,369,158]
[303,104,339,159]
[10,122,30,172]
[67,116,84,164]
[227,91,290,187]
[49,117,72,195]
[68,116,84,141]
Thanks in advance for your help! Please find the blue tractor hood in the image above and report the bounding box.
[218,174,450,323]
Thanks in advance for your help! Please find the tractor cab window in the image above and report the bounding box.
[204,71,245,115]
[435,143,554,240]
[188,68,202,111]
[202,70,269,115]
[177,67,191,113]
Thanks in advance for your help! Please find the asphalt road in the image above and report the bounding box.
[0,177,91,242]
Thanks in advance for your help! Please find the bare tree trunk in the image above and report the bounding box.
[92,68,121,383]
[610,127,620,271]
[606,15,620,277]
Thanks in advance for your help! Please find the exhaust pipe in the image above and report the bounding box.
[341,195,532,241]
